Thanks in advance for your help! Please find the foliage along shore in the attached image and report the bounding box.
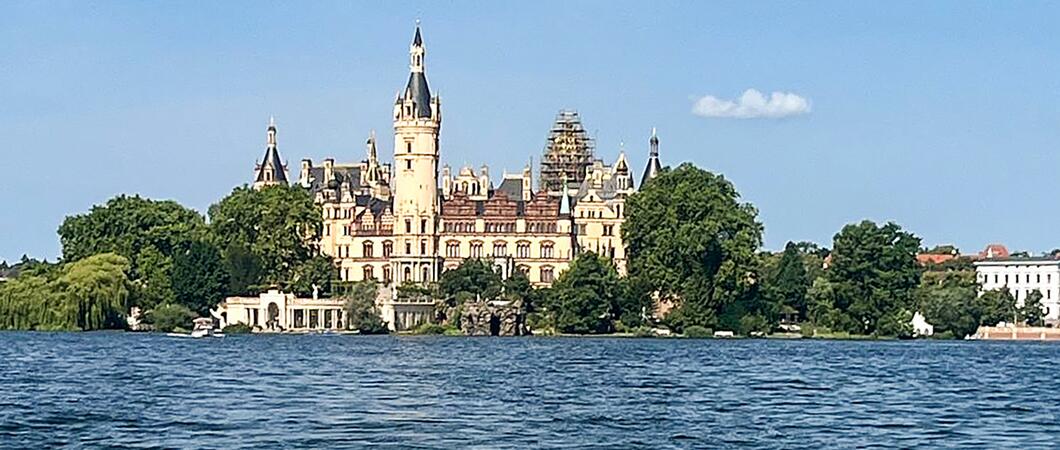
[1,162,1046,337]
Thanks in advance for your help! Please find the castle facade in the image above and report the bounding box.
[251,26,663,330]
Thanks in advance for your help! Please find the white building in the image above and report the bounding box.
[975,258,1060,323]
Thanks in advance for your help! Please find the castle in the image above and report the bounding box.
[251,25,663,330]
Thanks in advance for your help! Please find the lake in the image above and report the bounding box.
[1,333,1058,449]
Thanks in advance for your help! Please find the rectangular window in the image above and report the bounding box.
[405,219,412,233]
[421,219,427,234]
[406,160,412,170]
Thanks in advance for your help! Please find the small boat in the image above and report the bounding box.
[166,318,224,338]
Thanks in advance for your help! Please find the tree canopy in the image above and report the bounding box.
[57,195,207,309]
[0,253,130,331]
[438,258,503,302]
[814,220,921,336]
[551,252,622,334]
[340,280,389,334]
[208,185,326,291]
[623,163,763,331]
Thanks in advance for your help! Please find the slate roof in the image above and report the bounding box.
[404,72,432,118]
[256,146,287,184]
[496,177,523,200]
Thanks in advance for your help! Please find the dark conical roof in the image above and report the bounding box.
[639,156,661,188]
[413,26,423,46]
[405,72,432,118]
[256,146,288,184]
[255,123,287,184]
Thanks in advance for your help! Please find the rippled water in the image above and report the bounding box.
[1,333,1059,449]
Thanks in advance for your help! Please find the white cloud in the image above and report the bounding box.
[692,89,811,119]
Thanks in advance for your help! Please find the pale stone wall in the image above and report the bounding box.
[213,290,346,332]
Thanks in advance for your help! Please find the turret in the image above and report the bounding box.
[252,116,289,190]
[640,127,662,188]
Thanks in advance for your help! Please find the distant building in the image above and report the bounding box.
[240,25,663,330]
[975,258,1060,324]
[978,243,1010,260]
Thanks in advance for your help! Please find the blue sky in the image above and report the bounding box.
[2,1,1059,262]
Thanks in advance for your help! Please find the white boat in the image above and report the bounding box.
[167,318,224,338]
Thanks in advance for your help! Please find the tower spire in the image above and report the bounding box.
[640,127,662,188]
[254,117,288,189]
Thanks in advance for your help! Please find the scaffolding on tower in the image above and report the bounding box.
[539,110,595,196]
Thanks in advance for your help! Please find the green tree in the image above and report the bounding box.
[149,303,196,332]
[57,195,205,308]
[438,259,502,301]
[340,280,389,334]
[917,271,980,338]
[171,240,230,316]
[976,289,1014,327]
[207,185,323,288]
[222,244,262,295]
[764,241,812,323]
[623,163,762,331]
[1018,290,1044,326]
[0,253,130,331]
[821,220,921,336]
[288,255,337,298]
[551,252,621,334]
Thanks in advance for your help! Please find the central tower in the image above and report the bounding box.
[392,24,442,285]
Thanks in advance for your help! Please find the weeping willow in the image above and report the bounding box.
[0,253,130,331]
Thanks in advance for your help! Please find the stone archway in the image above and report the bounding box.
[267,303,280,331]
[489,314,501,336]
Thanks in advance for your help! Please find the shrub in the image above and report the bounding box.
[683,325,712,338]
[149,304,196,332]
[631,326,655,338]
[223,323,253,334]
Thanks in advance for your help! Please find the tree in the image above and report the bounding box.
[171,240,229,316]
[623,163,762,331]
[340,281,389,334]
[208,185,323,288]
[57,195,206,308]
[819,221,921,336]
[288,255,337,298]
[551,252,621,334]
[917,271,980,338]
[438,259,502,301]
[1018,290,1044,326]
[149,303,196,332]
[223,244,263,296]
[0,253,129,331]
[764,241,811,323]
[976,289,1014,327]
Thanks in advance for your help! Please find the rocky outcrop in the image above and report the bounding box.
[458,299,528,336]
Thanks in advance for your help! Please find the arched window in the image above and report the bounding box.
[422,266,430,281]
[403,267,412,282]
[383,241,393,258]
[470,241,483,258]
[363,241,374,258]
[446,241,460,258]
[493,241,507,257]
[541,266,555,283]
[383,266,392,284]
[517,242,530,258]
[541,242,554,259]
[363,265,375,280]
